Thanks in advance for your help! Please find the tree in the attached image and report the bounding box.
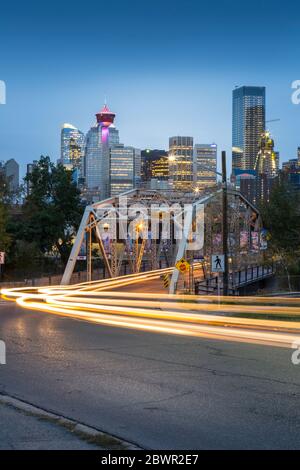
[0,203,10,253]
[260,179,300,290]
[0,172,11,253]
[21,156,83,266]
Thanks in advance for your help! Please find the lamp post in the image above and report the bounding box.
[222,151,229,296]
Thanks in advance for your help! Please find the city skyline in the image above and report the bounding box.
[0,0,300,176]
[2,1,300,454]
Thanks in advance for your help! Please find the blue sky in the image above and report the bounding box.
[0,0,299,176]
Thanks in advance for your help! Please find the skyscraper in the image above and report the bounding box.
[110,145,141,196]
[232,86,265,172]
[84,104,119,200]
[254,131,279,178]
[0,158,19,191]
[141,149,168,182]
[60,123,85,175]
[26,160,38,195]
[193,144,217,190]
[281,158,300,190]
[133,148,142,188]
[168,136,193,191]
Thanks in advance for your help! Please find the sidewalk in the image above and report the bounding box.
[0,402,103,450]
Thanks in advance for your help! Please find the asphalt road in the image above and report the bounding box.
[1,301,300,449]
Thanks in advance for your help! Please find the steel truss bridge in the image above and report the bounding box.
[61,188,270,294]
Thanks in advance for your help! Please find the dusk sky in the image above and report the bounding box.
[0,0,299,176]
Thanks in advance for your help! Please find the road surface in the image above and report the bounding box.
[1,301,300,449]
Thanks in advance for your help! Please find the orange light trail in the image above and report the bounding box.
[2,268,300,348]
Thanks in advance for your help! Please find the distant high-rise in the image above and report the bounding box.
[60,124,85,175]
[193,144,217,190]
[26,160,38,195]
[84,104,119,200]
[281,158,300,190]
[282,159,298,172]
[232,86,265,172]
[110,145,141,196]
[168,136,193,191]
[254,131,279,178]
[141,149,168,182]
[134,148,142,188]
[151,156,169,181]
[1,158,19,191]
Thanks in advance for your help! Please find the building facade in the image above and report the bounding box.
[110,145,141,196]
[254,131,279,178]
[141,149,168,182]
[232,86,265,172]
[60,123,85,176]
[26,160,38,195]
[0,158,19,192]
[193,143,217,190]
[281,158,300,190]
[168,136,194,191]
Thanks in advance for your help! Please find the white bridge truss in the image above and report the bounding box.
[61,188,262,293]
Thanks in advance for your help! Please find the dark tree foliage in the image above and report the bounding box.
[260,179,300,288]
[19,156,84,265]
[0,172,11,252]
[260,180,300,252]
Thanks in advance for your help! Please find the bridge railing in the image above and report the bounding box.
[194,264,274,295]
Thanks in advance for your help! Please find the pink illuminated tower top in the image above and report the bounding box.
[96,104,116,128]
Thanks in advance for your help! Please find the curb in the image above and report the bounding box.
[0,393,141,450]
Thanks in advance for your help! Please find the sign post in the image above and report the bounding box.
[175,257,190,274]
[175,257,191,292]
[221,151,229,296]
[211,254,224,302]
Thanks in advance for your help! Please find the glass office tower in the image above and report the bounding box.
[110,145,141,196]
[232,86,265,172]
[84,124,119,200]
[193,143,217,190]
[168,136,194,191]
[60,123,85,173]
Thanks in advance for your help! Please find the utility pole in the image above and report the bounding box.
[222,151,229,296]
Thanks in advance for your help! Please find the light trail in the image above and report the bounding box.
[2,267,300,348]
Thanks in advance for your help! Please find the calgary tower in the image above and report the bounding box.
[96,104,116,143]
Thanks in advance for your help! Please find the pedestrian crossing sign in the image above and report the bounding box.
[211,254,225,273]
[175,257,190,273]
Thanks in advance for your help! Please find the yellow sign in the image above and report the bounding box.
[175,257,190,273]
